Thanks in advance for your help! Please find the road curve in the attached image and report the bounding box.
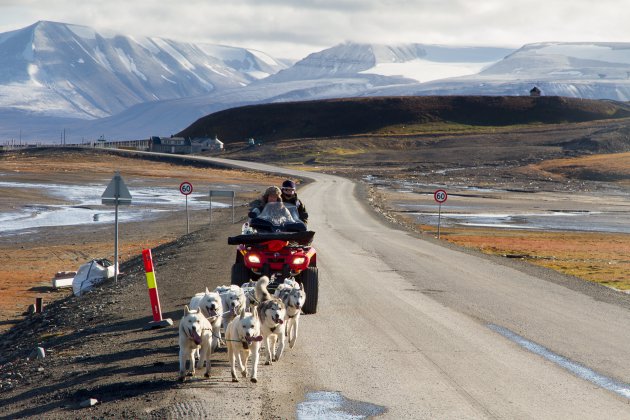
[187,155,630,418]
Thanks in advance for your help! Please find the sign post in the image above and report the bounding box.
[101,172,132,282]
[209,190,236,224]
[433,189,448,239]
[179,181,193,234]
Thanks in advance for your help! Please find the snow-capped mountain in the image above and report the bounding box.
[371,42,630,100]
[264,42,512,84]
[0,21,285,120]
[3,22,630,144]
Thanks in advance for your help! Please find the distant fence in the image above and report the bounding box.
[1,139,151,151]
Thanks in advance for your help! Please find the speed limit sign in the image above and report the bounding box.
[179,181,193,195]
[434,189,447,203]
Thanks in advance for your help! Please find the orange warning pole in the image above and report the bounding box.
[142,249,163,322]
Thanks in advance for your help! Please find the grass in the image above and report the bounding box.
[436,227,630,290]
[369,122,519,135]
[531,152,630,182]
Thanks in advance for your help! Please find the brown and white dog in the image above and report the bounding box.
[225,307,262,383]
[255,276,287,365]
[274,278,306,349]
[178,305,215,381]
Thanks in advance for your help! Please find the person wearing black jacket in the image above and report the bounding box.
[280,180,308,223]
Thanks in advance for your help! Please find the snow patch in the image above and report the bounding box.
[361,59,495,83]
[161,75,177,84]
[249,49,280,67]
[204,63,231,78]
[536,44,630,65]
[151,38,195,71]
[115,47,147,81]
[27,64,42,86]
[67,24,97,40]
[93,47,114,72]
[246,70,271,80]
[131,36,161,55]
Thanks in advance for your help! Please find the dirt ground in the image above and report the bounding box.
[0,147,629,418]
[0,149,287,331]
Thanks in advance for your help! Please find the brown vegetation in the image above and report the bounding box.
[439,228,630,290]
[178,95,630,142]
[0,149,283,330]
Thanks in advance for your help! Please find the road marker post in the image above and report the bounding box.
[35,297,43,313]
[142,249,173,329]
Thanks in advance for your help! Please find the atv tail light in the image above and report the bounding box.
[247,255,261,264]
[292,257,306,265]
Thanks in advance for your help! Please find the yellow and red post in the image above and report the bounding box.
[142,249,164,322]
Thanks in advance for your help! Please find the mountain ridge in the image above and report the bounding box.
[4,22,630,143]
[177,95,630,143]
[0,20,286,119]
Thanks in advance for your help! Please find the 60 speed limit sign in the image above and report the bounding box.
[434,189,448,203]
[179,181,193,195]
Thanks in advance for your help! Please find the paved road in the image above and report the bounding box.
[179,155,630,418]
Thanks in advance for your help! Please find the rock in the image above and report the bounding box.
[80,398,99,408]
[28,347,45,360]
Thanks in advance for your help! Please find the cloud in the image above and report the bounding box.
[0,1,629,60]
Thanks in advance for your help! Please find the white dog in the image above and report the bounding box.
[214,284,247,336]
[274,278,306,349]
[189,288,223,347]
[178,305,215,381]
[240,280,258,312]
[255,276,287,365]
[225,307,262,383]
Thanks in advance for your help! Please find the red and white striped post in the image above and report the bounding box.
[142,249,173,329]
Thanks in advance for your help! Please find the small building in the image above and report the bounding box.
[149,136,200,154]
[530,86,541,97]
[194,135,224,151]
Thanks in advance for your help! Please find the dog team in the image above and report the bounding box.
[178,275,306,382]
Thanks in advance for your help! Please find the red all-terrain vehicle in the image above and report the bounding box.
[228,202,319,314]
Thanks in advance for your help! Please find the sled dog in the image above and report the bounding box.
[275,278,306,349]
[240,280,258,312]
[214,284,247,335]
[225,307,262,383]
[189,288,223,347]
[256,276,287,364]
[178,305,215,381]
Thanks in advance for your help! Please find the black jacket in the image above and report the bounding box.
[281,194,308,223]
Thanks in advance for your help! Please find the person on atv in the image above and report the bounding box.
[248,186,306,232]
[280,180,308,224]
[248,186,281,218]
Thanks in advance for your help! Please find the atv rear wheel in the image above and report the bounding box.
[300,267,319,314]
[231,262,251,286]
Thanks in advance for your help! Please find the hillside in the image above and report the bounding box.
[177,96,630,142]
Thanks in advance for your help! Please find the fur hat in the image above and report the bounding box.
[282,180,296,189]
[264,186,282,199]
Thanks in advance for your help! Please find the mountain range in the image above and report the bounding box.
[2,21,630,144]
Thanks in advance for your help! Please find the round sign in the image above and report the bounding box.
[179,181,193,195]
[434,189,447,203]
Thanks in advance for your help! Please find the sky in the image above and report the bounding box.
[0,1,628,60]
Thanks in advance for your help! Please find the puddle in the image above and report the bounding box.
[297,391,386,419]
[0,180,228,235]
